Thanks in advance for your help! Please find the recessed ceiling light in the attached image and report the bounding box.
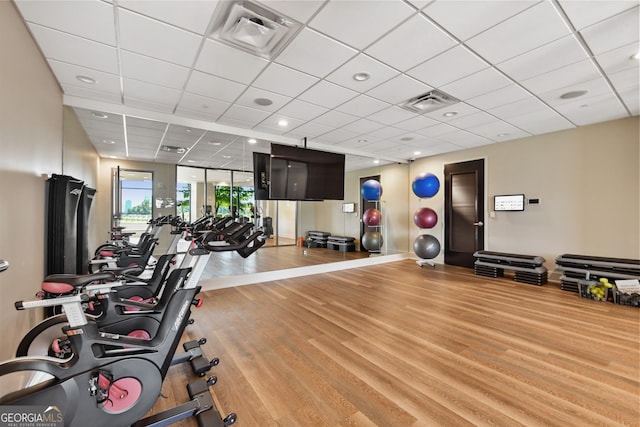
[631,52,640,60]
[560,90,588,99]
[413,151,421,156]
[223,155,232,159]
[108,155,118,159]
[497,133,509,137]
[92,112,108,119]
[254,98,273,106]
[102,139,115,144]
[373,159,380,164]
[358,139,367,143]
[185,128,192,133]
[443,111,458,117]
[278,119,288,127]
[76,75,96,84]
[187,160,196,163]
[353,72,371,82]
[208,141,222,146]
[247,138,257,144]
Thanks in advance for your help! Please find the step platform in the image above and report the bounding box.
[327,236,356,252]
[473,251,547,285]
[308,231,330,248]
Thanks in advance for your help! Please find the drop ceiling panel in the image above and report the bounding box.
[255,0,326,23]
[49,60,121,93]
[176,93,230,118]
[407,45,488,88]
[554,92,629,125]
[609,67,640,93]
[120,51,191,90]
[559,0,638,30]
[255,115,306,134]
[276,99,328,121]
[393,115,440,132]
[365,14,457,71]
[308,0,415,50]
[325,54,399,92]
[61,84,123,104]
[367,106,417,127]
[251,63,320,98]
[218,105,272,126]
[195,39,270,84]
[335,94,390,117]
[184,71,246,103]
[579,6,640,55]
[466,1,572,64]
[15,0,117,45]
[519,59,601,95]
[27,24,119,74]
[440,67,513,101]
[538,77,613,107]
[118,0,218,35]
[313,128,360,145]
[341,118,386,135]
[423,0,539,41]
[297,80,358,109]
[123,78,182,106]
[124,97,176,115]
[465,120,531,141]
[507,108,575,134]
[234,87,292,112]
[596,43,640,75]
[284,122,333,139]
[466,84,531,110]
[118,9,203,66]
[488,96,549,121]
[365,74,433,105]
[275,28,357,78]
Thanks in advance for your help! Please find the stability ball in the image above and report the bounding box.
[413,234,440,259]
[362,231,383,251]
[361,179,383,201]
[363,208,381,226]
[414,207,438,229]
[412,173,440,198]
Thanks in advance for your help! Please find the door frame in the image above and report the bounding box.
[444,158,486,268]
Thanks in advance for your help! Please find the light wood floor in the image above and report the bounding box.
[151,260,639,427]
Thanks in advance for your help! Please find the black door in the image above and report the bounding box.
[444,159,484,268]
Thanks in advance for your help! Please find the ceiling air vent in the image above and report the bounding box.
[208,1,302,59]
[400,90,460,114]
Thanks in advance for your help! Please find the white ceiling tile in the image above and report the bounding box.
[422,102,480,122]
[120,51,190,90]
[27,24,119,74]
[176,92,230,118]
[407,45,488,87]
[447,111,498,130]
[335,94,390,117]
[423,0,539,41]
[466,84,531,110]
[596,42,640,75]
[366,75,433,105]
[285,122,333,139]
[314,128,360,145]
[413,123,457,138]
[48,60,121,94]
[61,84,123,104]
[363,126,407,140]
[313,110,359,128]
[367,106,417,126]
[579,6,640,55]
[559,0,638,30]
[554,92,629,125]
[418,142,466,157]
[609,67,640,92]
[365,14,457,71]
[325,54,399,92]
[497,35,588,82]
[619,86,640,115]
[538,77,613,107]
[466,1,571,63]
[15,0,116,45]
[255,0,325,23]
[118,9,202,66]
[219,105,272,126]
[393,116,439,133]
[465,120,531,141]
[276,99,327,121]
[184,71,246,103]
[341,118,386,134]
[195,39,269,84]
[297,80,358,109]
[124,97,176,114]
[506,108,575,134]
[520,59,601,95]
[118,0,218,35]
[123,78,182,106]
[440,68,513,101]
[487,96,547,120]
[254,115,306,135]
[275,28,357,78]
[437,129,494,148]
[309,0,415,50]
[235,87,292,112]
[252,63,320,98]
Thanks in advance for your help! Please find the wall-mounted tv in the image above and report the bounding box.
[494,194,525,211]
[269,143,345,201]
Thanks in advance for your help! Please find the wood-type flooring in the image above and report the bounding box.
[149,257,639,427]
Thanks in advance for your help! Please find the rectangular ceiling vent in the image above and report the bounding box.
[161,145,188,154]
[400,90,460,114]
[208,1,302,59]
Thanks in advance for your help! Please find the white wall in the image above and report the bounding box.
[0,3,99,360]
[409,116,640,271]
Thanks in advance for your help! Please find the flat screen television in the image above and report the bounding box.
[494,194,525,211]
[269,143,345,200]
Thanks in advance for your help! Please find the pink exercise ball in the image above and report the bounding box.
[363,208,381,226]
[414,207,438,229]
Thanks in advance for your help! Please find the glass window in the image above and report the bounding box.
[119,170,153,233]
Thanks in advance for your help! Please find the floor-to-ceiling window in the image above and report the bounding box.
[117,169,153,234]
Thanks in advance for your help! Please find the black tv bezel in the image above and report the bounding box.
[494,194,525,211]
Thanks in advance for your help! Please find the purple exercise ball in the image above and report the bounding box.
[414,207,438,229]
[363,208,381,226]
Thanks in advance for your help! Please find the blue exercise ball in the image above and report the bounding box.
[362,231,383,251]
[413,234,440,259]
[361,179,383,201]
[412,173,440,199]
